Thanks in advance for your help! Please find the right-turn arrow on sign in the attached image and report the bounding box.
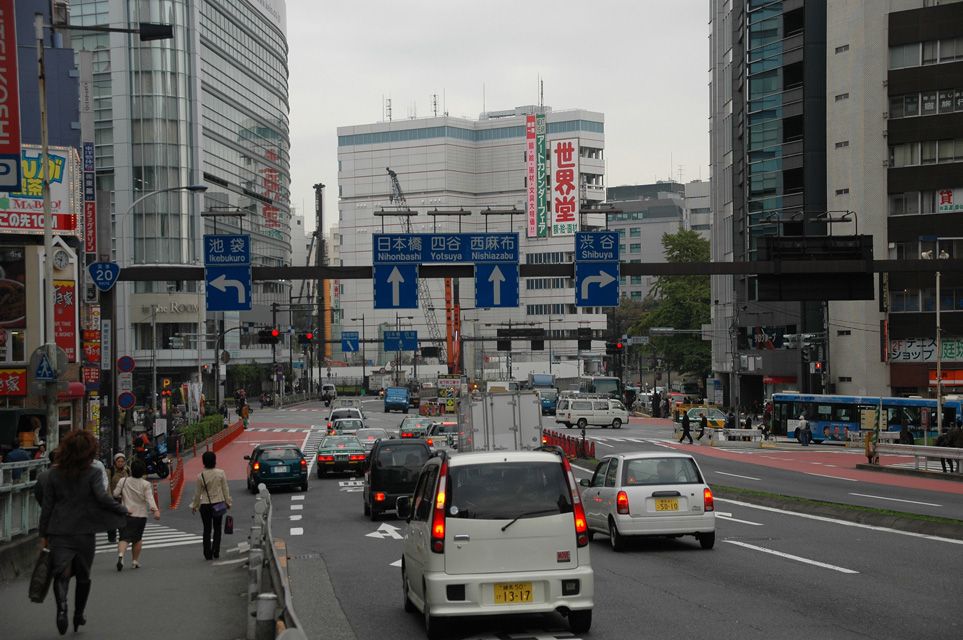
[574,231,620,308]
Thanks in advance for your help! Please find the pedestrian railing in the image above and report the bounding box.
[710,428,764,447]
[247,484,306,640]
[0,459,48,543]
[876,443,963,473]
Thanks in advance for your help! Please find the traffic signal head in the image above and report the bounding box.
[271,328,280,338]
[615,341,624,352]
[305,331,314,341]
[258,328,280,345]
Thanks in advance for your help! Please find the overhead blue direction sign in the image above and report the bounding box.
[474,263,519,309]
[374,264,418,309]
[204,234,250,266]
[575,262,620,308]
[341,331,360,353]
[576,231,620,262]
[384,330,418,352]
[373,233,518,264]
[206,265,253,311]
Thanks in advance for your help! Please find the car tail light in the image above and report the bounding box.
[300,459,307,468]
[253,462,260,471]
[349,454,365,461]
[318,455,334,462]
[704,487,714,512]
[616,490,630,515]
[431,461,448,554]
[541,435,548,445]
[426,438,433,447]
[374,491,386,502]
[560,457,589,547]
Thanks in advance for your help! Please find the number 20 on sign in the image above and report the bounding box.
[88,262,120,292]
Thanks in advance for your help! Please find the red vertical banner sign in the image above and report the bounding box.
[54,280,77,362]
[82,142,97,254]
[0,0,22,191]
[525,114,537,237]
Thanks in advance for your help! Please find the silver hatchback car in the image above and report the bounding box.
[579,452,715,551]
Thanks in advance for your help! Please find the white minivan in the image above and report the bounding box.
[397,449,594,639]
[555,396,629,429]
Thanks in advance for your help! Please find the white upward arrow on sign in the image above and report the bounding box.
[488,265,505,305]
[210,274,246,303]
[387,266,405,306]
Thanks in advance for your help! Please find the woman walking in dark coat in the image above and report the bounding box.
[39,430,128,635]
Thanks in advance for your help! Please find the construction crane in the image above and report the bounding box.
[386,168,448,368]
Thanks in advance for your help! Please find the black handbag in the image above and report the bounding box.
[28,548,52,603]
[223,515,234,535]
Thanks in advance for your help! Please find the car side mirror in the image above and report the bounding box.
[579,478,590,487]
[396,496,411,519]
[243,455,250,460]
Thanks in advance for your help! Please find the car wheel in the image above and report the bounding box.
[577,418,587,429]
[565,423,573,429]
[363,501,370,516]
[569,609,592,634]
[301,481,309,492]
[586,529,595,542]
[370,507,380,522]
[699,531,716,550]
[612,418,622,429]
[424,600,446,640]
[317,469,323,479]
[402,564,416,613]
[609,519,625,552]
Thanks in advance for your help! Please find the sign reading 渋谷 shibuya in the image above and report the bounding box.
[0,146,82,236]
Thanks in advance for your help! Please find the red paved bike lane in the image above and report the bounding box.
[182,427,308,483]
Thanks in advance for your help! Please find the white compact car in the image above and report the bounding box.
[397,449,594,639]
[579,452,715,551]
[555,396,629,429]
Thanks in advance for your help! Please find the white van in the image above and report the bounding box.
[555,396,628,429]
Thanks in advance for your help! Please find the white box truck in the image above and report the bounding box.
[457,390,544,452]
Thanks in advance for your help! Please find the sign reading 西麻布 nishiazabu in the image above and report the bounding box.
[889,337,963,362]
[372,233,518,264]
[550,138,579,236]
[0,146,82,236]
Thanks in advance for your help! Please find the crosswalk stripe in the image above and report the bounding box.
[94,524,202,554]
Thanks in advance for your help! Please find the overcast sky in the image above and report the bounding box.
[286,1,710,233]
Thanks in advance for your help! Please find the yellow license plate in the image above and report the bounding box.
[655,498,679,511]
[493,582,533,604]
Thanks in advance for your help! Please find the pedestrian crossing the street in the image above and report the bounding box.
[95,523,201,554]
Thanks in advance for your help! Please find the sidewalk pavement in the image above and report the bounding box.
[0,533,249,640]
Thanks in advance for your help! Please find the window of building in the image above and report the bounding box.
[939,90,956,112]
[922,141,938,165]
[619,244,626,254]
[839,377,853,383]
[835,188,850,196]
[629,243,641,254]
[629,228,641,237]
[835,141,850,149]
[889,43,920,69]
[835,44,850,54]
[938,139,956,163]
[923,41,939,65]
[834,93,850,102]
[630,275,642,285]
[837,330,852,336]
[630,291,642,300]
[922,92,938,115]
[890,289,920,312]
[889,95,905,118]
[890,142,920,167]
[940,36,963,62]
[904,94,920,117]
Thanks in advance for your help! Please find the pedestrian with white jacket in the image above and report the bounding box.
[113,458,160,570]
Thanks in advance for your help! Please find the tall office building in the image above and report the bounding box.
[336,106,608,378]
[71,0,292,397]
[711,0,963,404]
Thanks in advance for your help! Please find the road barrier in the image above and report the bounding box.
[0,459,48,543]
[212,419,245,453]
[168,454,185,510]
[248,484,306,640]
[542,429,595,460]
[876,443,963,473]
[709,428,764,448]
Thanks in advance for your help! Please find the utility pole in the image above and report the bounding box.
[313,183,325,385]
[272,302,278,396]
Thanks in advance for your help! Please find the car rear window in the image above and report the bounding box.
[322,436,361,448]
[260,448,301,461]
[622,457,703,486]
[447,461,572,520]
[331,409,359,420]
[356,429,387,440]
[375,444,429,468]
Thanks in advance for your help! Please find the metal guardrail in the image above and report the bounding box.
[876,443,963,472]
[248,484,306,640]
[0,459,48,543]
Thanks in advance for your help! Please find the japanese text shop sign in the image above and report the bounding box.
[526,115,537,237]
[0,145,81,236]
[937,188,963,214]
[551,139,579,236]
[889,337,963,363]
[0,368,26,396]
[54,280,77,362]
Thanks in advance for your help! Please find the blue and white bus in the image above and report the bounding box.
[771,392,962,443]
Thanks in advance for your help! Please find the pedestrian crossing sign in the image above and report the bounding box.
[35,353,56,381]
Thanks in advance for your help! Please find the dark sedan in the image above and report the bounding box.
[245,444,308,493]
[316,435,367,477]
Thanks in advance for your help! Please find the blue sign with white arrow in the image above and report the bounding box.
[384,330,417,352]
[205,265,253,311]
[374,264,418,310]
[341,331,360,353]
[474,263,519,308]
[575,262,620,308]
[88,262,120,292]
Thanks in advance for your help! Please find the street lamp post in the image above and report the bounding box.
[922,248,949,443]
[351,315,366,388]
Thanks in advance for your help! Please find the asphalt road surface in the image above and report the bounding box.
[234,400,963,640]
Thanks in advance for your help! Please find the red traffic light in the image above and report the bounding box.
[305,332,314,341]
[616,342,624,349]
[271,328,280,338]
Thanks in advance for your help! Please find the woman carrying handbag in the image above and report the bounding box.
[113,458,161,570]
[39,430,128,635]
[190,451,232,560]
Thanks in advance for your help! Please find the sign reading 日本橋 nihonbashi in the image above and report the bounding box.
[372,233,518,264]
[550,138,579,236]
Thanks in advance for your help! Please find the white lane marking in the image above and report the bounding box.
[805,472,857,482]
[594,440,614,448]
[290,527,304,536]
[212,557,248,567]
[366,523,404,540]
[717,514,764,526]
[272,428,284,432]
[717,498,963,546]
[291,495,305,501]
[300,430,316,475]
[716,471,761,481]
[291,504,303,511]
[572,464,595,475]
[725,540,859,574]
[290,515,302,521]
[389,559,402,567]
[849,492,942,507]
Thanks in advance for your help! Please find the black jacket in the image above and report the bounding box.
[39,466,128,536]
